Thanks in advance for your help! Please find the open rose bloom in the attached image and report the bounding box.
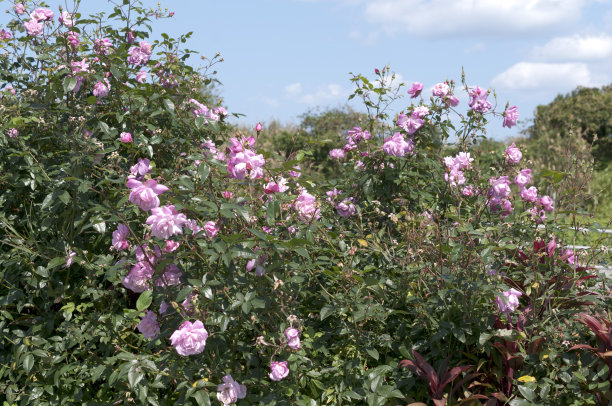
[170,320,208,356]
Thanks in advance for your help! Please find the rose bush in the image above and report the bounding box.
[0,2,610,405]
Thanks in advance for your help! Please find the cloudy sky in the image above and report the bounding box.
[4,0,612,139]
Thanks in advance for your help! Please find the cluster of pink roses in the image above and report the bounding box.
[468,86,492,114]
[225,136,266,180]
[443,152,474,190]
[432,81,460,107]
[493,143,554,222]
[127,41,152,66]
[23,7,53,36]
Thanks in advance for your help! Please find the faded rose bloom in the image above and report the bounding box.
[284,327,301,349]
[408,82,423,98]
[170,320,208,356]
[65,250,76,268]
[204,221,219,239]
[336,198,356,218]
[347,126,370,143]
[217,375,247,405]
[289,166,301,178]
[269,361,290,381]
[461,185,474,196]
[127,178,169,211]
[503,106,519,128]
[157,263,182,287]
[112,223,130,250]
[135,70,147,83]
[137,311,160,339]
[505,143,522,165]
[540,195,554,211]
[130,158,152,178]
[496,288,522,313]
[146,205,188,240]
[264,177,289,194]
[120,132,132,143]
[446,95,460,107]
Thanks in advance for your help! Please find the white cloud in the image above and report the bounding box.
[362,0,588,37]
[491,62,596,90]
[531,34,612,61]
[284,82,348,104]
[284,82,303,96]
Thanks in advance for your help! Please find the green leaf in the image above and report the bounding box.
[198,164,210,182]
[366,348,379,360]
[193,390,211,406]
[128,365,144,388]
[63,76,77,93]
[517,385,536,402]
[23,354,34,373]
[136,291,152,311]
[163,99,175,112]
[320,304,334,321]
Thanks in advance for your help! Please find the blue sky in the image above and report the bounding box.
[4,0,612,139]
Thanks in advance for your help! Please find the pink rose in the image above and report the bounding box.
[130,158,152,178]
[255,122,263,132]
[94,37,113,55]
[165,240,180,252]
[397,113,423,135]
[446,95,460,107]
[112,223,130,250]
[468,86,492,114]
[122,262,154,293]
[157,263,182,287]
[503,106,519,128]
[7,128,18,138]
[514,169,532,188]
[137,311,160,339]
[0,29,12,40]
[58,11,74,27]
[23,19,43,36]
[269,361,289,381]
[284,327,301,349]
[120,132,132,143]
[432,82,450,97]
[135,70,148,83]
[145,205,188,240]
[204,221,219,239]
[540,195,554,211]
[15,3,26,15]
[170,320,208,356]
[127,178,169,211]
[329,148,345,159]
[336,198,356,218]
[408,82,423,98]
[217,375,247,405]
[496,288,522,313]
[505,143,522,165]
[520,186,538,203]
[67,31,79,47]
[294,191,320,222]
[93,79,110,98]
[383,132,415,157]
[30,8,53,21]
[127,30,135,44]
